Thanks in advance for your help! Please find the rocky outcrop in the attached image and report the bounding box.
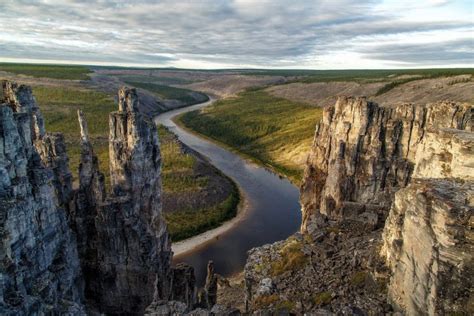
[245,96,472,315]
[0,82,85,314]
[298,96,473,314]
[169,263,197,307]
[200,261,218,309]
[382,179,473,315]
[70,87,173,315]
[300,97,472,231]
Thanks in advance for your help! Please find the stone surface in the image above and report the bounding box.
[0,83,85,314]
[71,87,173,315]
[300,97,472,230]
[0,82,227,315]
[201,261,218,309]
[382,180,473,315]
[169,263,197,309]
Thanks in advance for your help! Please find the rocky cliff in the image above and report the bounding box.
[0,82,85,314]
[300,97,471,231]
[382,179,473,315]
[300,97,473,314]
[1,82,227,315]
[245,97,472,315]
[69,87,173,315]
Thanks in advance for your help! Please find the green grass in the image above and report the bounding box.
[158,125,209,193]
[178,89,323,184]
[124,80,208,105]
[0,63,91,80]
[158,125,240,241]
[270,237,307,276]
[313,292,332,306]
[33,86,115,185]
[164,189,240,242]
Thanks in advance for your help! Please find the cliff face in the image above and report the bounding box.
[71,87,172,315]
[382,179,473,315]
[300,97,472,232]
[1,82,210,315]
[297,96,473,314]
[0,82,85,314]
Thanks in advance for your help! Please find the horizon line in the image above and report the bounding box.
[0,58,473,72]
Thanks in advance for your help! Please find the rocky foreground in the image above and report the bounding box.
[0,81,232,315]
[244,97,473,315]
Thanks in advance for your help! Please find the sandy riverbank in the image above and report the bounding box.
[172,189,250,258]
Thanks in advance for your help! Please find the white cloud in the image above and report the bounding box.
[0,0,472,68]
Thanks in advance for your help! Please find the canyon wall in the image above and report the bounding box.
[0,82,85,314]
[70,87,173,314]
[299,96,473,314]
[1,82,213,315]
[300,97,471,231]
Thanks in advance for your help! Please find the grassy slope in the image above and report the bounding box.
[159,125,209,193]
[179,90,323,184]
[0,63,91,80]
[158,125,239,242]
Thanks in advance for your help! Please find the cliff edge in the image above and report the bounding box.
[245,97,473,315]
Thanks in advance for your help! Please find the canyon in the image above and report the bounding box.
[1,79,472,315]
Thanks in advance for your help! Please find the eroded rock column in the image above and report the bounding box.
[0,82,85,315]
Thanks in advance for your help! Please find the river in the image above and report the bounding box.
[155,98,301,286]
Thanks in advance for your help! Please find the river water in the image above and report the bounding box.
[155,99,301,285]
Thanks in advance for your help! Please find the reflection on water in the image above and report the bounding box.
[155,100,301,286]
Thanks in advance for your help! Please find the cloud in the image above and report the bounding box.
[0,0,472,68]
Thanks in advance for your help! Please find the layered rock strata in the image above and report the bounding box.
[298,97,473,314]
[71,87,173,315]
[0,82,85,314]
[382,179,473,315]
[1,82,213,315]
[300,97,472,231]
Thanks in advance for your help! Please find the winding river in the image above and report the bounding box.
[155,98,301,285]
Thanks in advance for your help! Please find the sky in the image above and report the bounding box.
[0,0,472,69]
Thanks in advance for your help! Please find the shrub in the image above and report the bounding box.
[254,294,280,308]
[313,291,332,306]
[350,271,368,287]
[270,238,307,276]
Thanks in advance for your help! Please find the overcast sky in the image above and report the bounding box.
[0,0,472,69]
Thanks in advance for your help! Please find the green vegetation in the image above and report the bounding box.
[159,125,240,242]
[350,271,368,287]
[313,292,332,306]
[33,86,115,185]
[0,63,91,80]
[270,237,307,276]
[179,89,323,184]
[253,294,280,308]
[164,189,239,242]
[124,80,208,105]
[158,125,209,193]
